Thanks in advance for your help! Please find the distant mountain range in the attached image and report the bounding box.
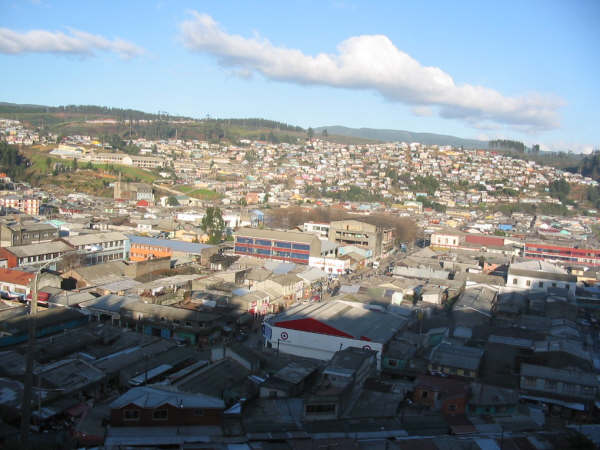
[314,125,488,148]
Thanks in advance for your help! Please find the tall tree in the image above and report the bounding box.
[201,207,225,244]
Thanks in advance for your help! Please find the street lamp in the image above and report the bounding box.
[20,250,81,445]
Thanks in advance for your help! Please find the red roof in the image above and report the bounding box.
[0,268,35,286]
[136,200,149,207]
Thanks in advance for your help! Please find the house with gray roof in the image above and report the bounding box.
[520,362,599,411]
[428,341,485,379]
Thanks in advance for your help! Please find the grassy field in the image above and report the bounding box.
[174,184,222,200]
[19,146,159,196]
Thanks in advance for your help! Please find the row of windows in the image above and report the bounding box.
[133,244,167,251]
[525,252,600,265]
[75,240,124,250]
[522,376,596,393]
[526,246,600,258]
[19,252,63,264]
[291,252,309,260]
[124,408,204,421]
[19,231,56,240]
[236,237,310,251]
[235,246,309,261]
[512,278,570,289]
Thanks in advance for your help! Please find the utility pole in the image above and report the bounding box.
[20,269,40,445]
[20,252,79,446]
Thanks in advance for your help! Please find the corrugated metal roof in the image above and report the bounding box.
[270,300,406,343]
[64,231,128,246]
[110,385,225,409]
[6,241,73,257]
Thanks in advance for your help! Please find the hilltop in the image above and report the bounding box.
[314,125,488,148]
[0,102,379,145]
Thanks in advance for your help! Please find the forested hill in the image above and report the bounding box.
[314,125,488,148]
[0,102,306,143]
[568,151,600,180]
[0,103,301,131]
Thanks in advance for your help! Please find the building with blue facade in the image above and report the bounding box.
[233,227,328,265]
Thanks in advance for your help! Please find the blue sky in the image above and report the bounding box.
[0,0,598,152]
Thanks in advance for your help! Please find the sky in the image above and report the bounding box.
[0,0,598,152]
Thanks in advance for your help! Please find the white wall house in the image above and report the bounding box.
[507,260,577,296]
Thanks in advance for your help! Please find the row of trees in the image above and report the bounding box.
[489,139,526,153]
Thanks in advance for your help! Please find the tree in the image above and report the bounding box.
[307,127,314,139]
[45,157,52,171]
[72,158,78,171]
[167,196,179,206]
[549,178,570,203]
[201,206,225,244]
[321,129,328,138]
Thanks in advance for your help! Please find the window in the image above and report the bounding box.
[387,359,397,367]
[275,241,292,249]
[123,409,140,421]
[306,404,336,414]
[544,380,557,390]
[292,243,310,251]
[237,237,253,244]
[255,239,272,247]
[526,280,531,287]
[421,391,428,399]
[552,283,557,288]
[512,278,517,285]
[291,252,309,260]
[193,409,204,416]
[538,281,543,288]
[448,404,457,412]
[152,409,168,421]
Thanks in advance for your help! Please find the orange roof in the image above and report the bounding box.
[0,268,35,286]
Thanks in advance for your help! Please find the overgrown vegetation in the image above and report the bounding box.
[305,185,386,203]
[0,141,28,180]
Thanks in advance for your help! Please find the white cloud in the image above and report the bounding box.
[180,12,563,132]
[411,106,433,117]
[0,27,144,59]
[540,141,597,154]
